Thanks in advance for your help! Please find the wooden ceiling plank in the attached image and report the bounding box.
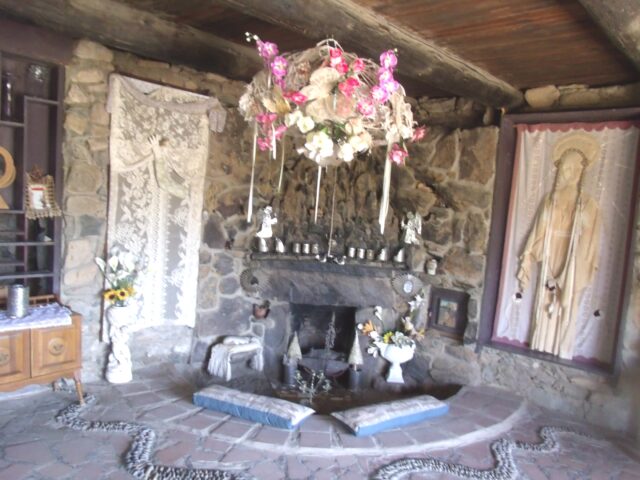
[0,0,262,80]
[578,0,640,71]
[213,0,524,107]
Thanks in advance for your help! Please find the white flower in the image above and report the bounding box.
[338,142,354,162]
[348,134,370,153]
[296,115,315,134]
[399,125,414,140]
[285,110,302,127]
[304,131,334,160]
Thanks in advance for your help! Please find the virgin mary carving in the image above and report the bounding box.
[516,133,601,359]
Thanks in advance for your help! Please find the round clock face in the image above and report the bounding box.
[403,280,413,294]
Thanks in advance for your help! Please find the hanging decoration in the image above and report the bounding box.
[0,146,16,209]
[25,166,62,219]
[239,34,425,233]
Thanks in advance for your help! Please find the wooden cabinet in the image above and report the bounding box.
[0,313,83,402]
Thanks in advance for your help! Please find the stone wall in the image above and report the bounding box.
[57,38,640,436]
[60,39,246,381]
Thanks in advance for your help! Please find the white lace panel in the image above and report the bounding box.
[106,75,216,332]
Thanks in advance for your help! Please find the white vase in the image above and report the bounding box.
[375,342,415,384]
[105,304,134,384]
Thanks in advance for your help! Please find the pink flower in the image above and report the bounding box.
[274,124,288,140]
[370,85,389,103]
[381,79,400,93]
[335,59,349,75]
[378,68,394,84]
[257,40,278,60]
[338,76,361,97]
[351,58,365,73]
[380,50,398,70]
[256,113,277,125]
[389,143,408,166]
[329,48,342,63]
[284,91,307,105]
[412,126,427,142]
[356,98,375,117]
[257,137,272,151]
[270,56,288,78]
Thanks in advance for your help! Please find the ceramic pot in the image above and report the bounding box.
[375,341,415,384]
[105,304,134,384]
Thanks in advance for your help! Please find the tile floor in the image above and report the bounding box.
[0,364,638,479]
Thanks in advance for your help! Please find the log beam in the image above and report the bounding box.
[578,0,640,71]
[0,0,261,80]
[213,0,523,108]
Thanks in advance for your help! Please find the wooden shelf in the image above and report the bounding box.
[0,230,25,235]
[0,241,55,247]
[24,96,58,106]
[0,120,24,128]
[0,270,53,280]
[0,210,25,215]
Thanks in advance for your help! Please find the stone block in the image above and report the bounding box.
[203,213,227,248]
[63,264,100,288]
[464,211,488,253]
[459,127,498,185]
[65,111,88,136]
[65,238,97,270]
[90,103,110,126]
[79,215,105,237]
[197,276,219,310]
[431,132,458,170]
[525,85,560,108]
[394,184,437,217]
[441,247,485,287]
[190,339,211,365]
[219,276,240,295]
[73,68,107,84]
[66,163,103,194]
[66,195,107,218]
[441,182,492,211]
[63,138,92,165]
[213,252,235,275]
[66,84,90,105]
[74,40,114,63]
[422,207,453,245]
[87,137,108,152]
[197,297,252,337]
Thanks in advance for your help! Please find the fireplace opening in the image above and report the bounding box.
[290,303,356,378]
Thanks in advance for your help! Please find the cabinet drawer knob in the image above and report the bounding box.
[48,338,66,356]
[0,347,9,366]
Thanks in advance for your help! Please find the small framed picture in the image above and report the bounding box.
[28,183,49,209]
[428,287,469,339]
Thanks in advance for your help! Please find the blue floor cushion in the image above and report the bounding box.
[331,395,449,436]
[193,385,315,429]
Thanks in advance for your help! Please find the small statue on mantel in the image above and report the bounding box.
[256,206,278,238]
[401,211,422,245]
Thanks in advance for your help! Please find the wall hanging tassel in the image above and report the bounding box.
[278,135,285,192]
[271,124,277,160]
[327,167,338,257]
[378,144,392,234]
[314,165,323,223]
[247,121,258,223]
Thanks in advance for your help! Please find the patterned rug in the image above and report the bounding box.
[373,425,594,480]
[55,394,255,480]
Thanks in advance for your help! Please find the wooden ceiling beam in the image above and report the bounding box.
[212,0,523,108]
[0,0,262,80]
[578,0,640,71]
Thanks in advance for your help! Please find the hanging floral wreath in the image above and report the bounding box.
[239,35,425,232]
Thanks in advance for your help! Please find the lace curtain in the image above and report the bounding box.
[493,122,639,363]
[105,75,225,334]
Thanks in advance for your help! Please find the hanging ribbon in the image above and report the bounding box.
[378,144,392,234]
[247,121,258,223]
[278,136,285,192]
[314,165,323,223]
[327,167,338,257]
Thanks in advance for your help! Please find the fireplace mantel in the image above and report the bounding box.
[245,255,407,308]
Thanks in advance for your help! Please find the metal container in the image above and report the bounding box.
[302,243,311,255]
[311,243,320,255]
[377,247,388,262]
[356,247,366,260]
[257,237,269,253]
[366,249,375,261]
[393,247,405,263]
[7,284,29,318]
[347,246,356,258]
[292,242,301,254]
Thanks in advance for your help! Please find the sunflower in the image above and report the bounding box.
[103,289,118,303]
[116,289,130,301]
[382,331,394,344]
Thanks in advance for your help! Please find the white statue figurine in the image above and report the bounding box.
[401,212,422,245]
[256,206,278,239]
